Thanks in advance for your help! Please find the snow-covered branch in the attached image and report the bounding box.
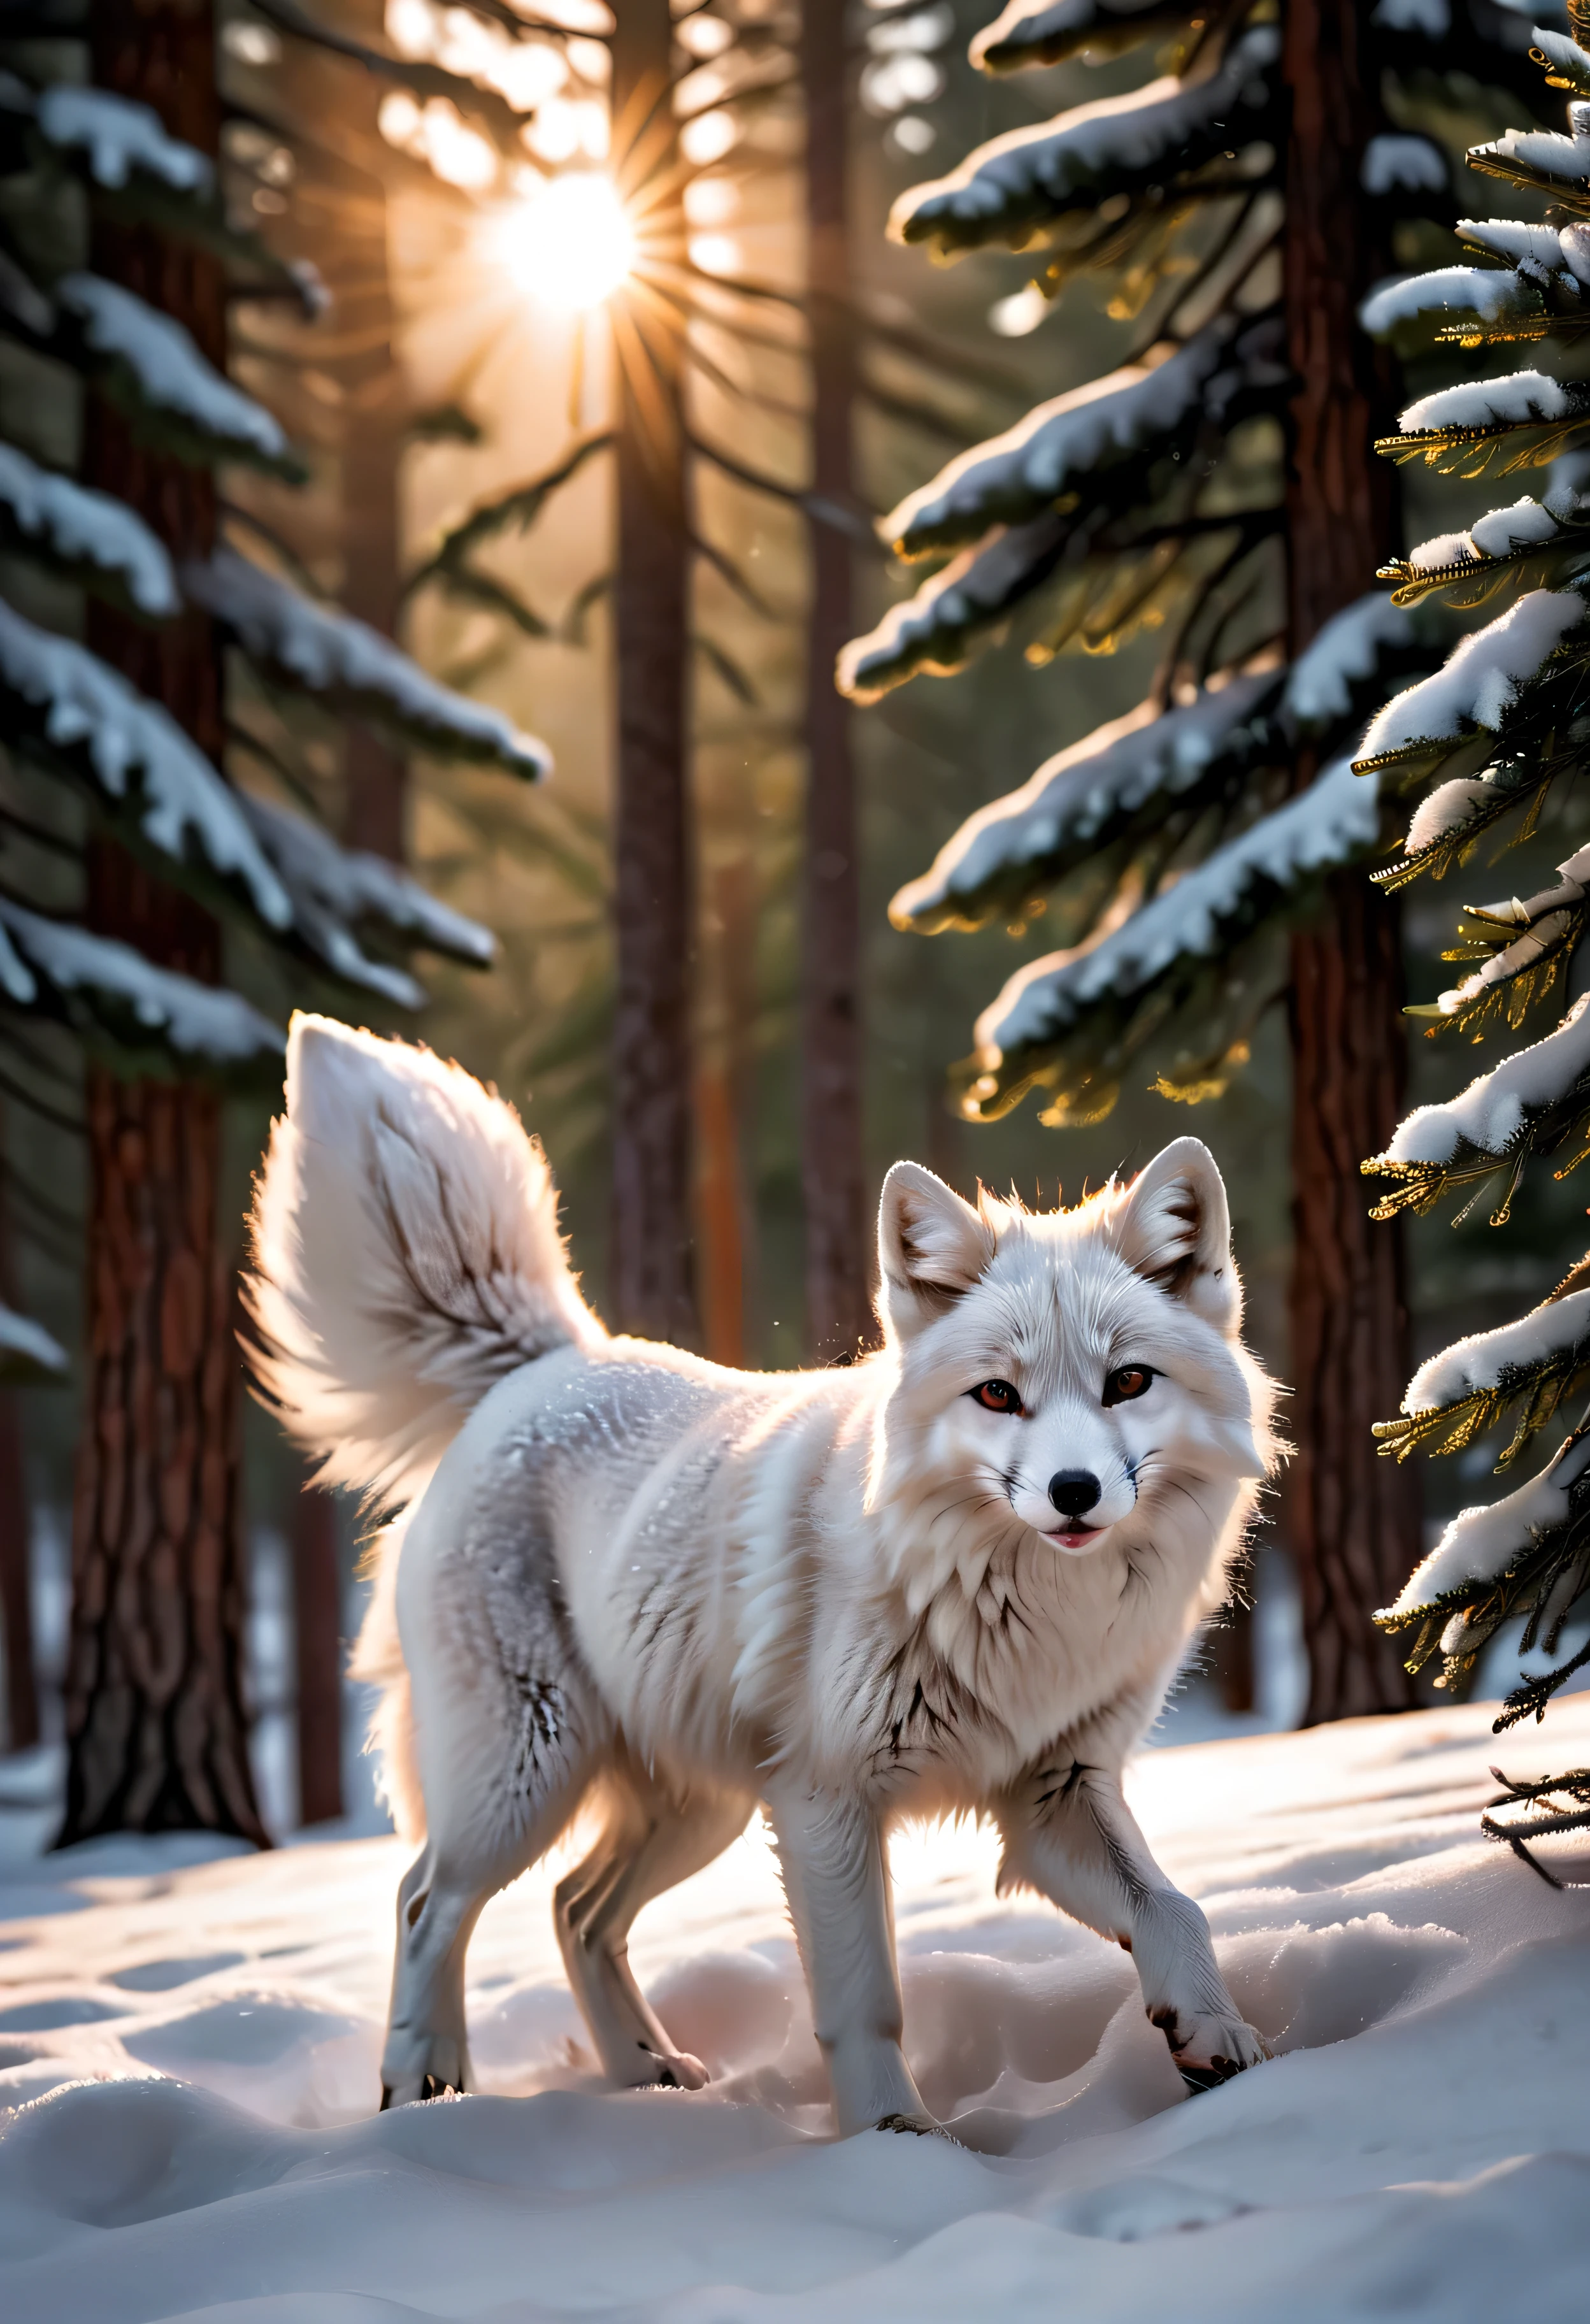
[1356,587,1587,775]
[880,314,1286,559]
[0,441,178,615]
[837,513,1068,701]
[187,551,552,780]
[237,789,495,1008]
[970,0,1195,73]
[0,1300,68,1386]
[891,25,1280,260]
[890,666,1281,934]
[964,754,1380,1118]
[0,894,283,1071]
[34,84,211,194]
[58,275,297,474]
[0,599,291,926]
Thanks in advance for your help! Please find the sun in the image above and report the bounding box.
[492,173,636,312]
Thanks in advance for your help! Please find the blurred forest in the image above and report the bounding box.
[3,0,1585,1826]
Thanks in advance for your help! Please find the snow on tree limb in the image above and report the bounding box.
[0,597,292,926]
[970,0,1194,74]
[0,1299,68,1386]
[1409,843,1590,1033]
[1280,592,1422,728]
[1359,262,1545,345]
[890,666,1282,934]
[236,789,496,1008]
[963,754,1380,1120]
[890,26,1280,259]
[836,512,1068,700]
[1376,1279,1590,1465]
[0,894,283,1070]
[34,85,212,194]
[1355,586,1587,774]
[0,441,178,614]
[187,550,552,780]
[879,315,1285,557]
[57,275,297,473]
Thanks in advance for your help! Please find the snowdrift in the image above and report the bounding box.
[2,1698,1589,2320]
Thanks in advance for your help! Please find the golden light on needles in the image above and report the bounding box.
[494,173,635,312]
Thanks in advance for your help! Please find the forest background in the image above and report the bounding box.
[2,0,1579,1833]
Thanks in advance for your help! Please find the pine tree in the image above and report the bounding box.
[838,0,1559,1718]
[0,4,545,1839]
[1359,8,1590,1875]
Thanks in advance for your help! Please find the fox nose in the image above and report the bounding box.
[1048,1470,1101,1521]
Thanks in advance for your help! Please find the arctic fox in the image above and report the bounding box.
[248,1014,1278,2132]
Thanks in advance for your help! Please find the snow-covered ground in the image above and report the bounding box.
[2,1694,1588,2321]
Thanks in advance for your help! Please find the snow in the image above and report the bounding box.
[968,0,1124,71]
[238,789,496,1008]
[1481,121,1590,184]
[1398,369,1572,436]
[56,276,289,467]
[1404,1286,1590,1413]
[1358,589,1585,756]
[1359,265,1542,338]
[35,86,211,195]
[1470,494,1561,555]
[1280,591,1415,726]
[978,755,1378,1058]
[1360,133,1445,193]
[890,27,1280,254]
[0,898,284,1066]
[1458,217,1582,280]
[0,441,178,615]
[1404,775,1495,853]
[1530,27,1590,92]
[1371,0,1448,28]
[890,671,1278,932]
[0,1303,67,1382]
[837,512,1067,702]
[188,551,552,779]
[0,599,290,926]
[1386,1431,1590,1610]
[4,1699,1590,2320]
[1385,989,1590,1163]
[881,320,1267,555]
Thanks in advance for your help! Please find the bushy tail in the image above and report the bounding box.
[247,1016,600,1837]
[248,1013,598,1503]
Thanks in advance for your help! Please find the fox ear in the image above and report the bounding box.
[877,1161,994,1340]
[1112,1138,1240,1333]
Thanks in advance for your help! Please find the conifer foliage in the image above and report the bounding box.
[843,0,1568,1717]
[1363,11,1590,1874]
[0,1,543,1839]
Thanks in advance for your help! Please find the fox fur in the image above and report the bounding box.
[248,1013,1280,2132]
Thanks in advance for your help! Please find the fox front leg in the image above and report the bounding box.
[764,1781,936,2137]
[998,1750,1270,2094]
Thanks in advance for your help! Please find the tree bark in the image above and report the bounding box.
[608,0,697,1344]
[60,0,269,1844]
[291,1481,343,1824]
[0,1392,37,1753]
[1283,0,1420,1719]
[799,0,868,1364]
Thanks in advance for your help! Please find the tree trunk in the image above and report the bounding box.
[291,1481,343,1824]
[1283,0,1420,1720]
[799,0,868,1364]
[60,0,269,1844]
[608,0,697,1344]
[0,1393,37,1753]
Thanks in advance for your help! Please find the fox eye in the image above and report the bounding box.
[1103,1365,1153,1405]
[970,1378,1024,1415]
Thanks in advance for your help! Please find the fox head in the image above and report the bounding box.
[868,1139,1278,1562]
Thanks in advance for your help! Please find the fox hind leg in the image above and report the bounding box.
[554,1764,753,2090]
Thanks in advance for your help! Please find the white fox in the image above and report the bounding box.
[248,1014,1279,2132]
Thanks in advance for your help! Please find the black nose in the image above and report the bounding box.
[1048,1470,1100,1520]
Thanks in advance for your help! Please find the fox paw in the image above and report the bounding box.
[1149,2004,1271,2094]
